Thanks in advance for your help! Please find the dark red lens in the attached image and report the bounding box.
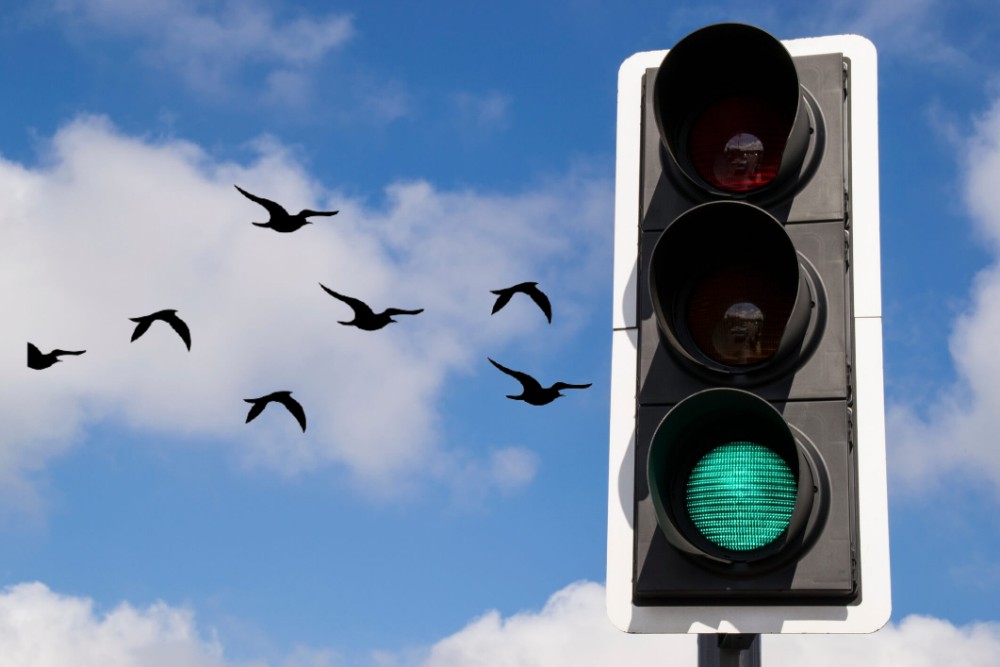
[689,95,792,193]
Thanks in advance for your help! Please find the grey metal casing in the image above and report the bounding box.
[632,52,860,604]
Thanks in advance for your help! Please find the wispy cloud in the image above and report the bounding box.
[888,95,1000,498]
[452,92,512,132]
[51,0,354,104]
[0,114,610,511]
[808,0,973,69]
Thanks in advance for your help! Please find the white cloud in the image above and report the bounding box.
[888,96,1000,498]
[420,582,690,666]
[414,581,1000,667]
[0,582,235,667]
[0,115,610,508]
[51,0,353,102]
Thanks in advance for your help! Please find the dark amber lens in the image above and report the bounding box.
[689,95,791,192]
[686,263,796,366]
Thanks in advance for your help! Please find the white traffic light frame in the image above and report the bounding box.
[606,34,890,634]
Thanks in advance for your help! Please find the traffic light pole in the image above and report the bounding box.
[697,634,760,667]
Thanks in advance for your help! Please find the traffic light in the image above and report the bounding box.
[606,24,890,634]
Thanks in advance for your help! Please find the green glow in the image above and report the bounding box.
[685,441,796,551]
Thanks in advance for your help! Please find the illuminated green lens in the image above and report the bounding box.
[686,441,796,551]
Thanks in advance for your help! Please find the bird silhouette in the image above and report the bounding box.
[490,281,552,323]
[488,357,591,405]
[235,185,338,232]
[244,391,307,432]
[319,283,423,330]
[129,309,191,350]
[27,342,86,370]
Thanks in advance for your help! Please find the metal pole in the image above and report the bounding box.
[697,634,761,667]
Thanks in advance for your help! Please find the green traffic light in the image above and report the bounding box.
[685,441,797,551]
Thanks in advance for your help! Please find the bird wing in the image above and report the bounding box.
[244,398,267,424]
[488,357,543,393]
[298,209,339,218]
[276,393,307,432]
[318,283,375,319]
[165,312,192,350]
[235,185,288,217]
[490,287,515,315]
[524,284,553,323]
[26,342,44,368]
[53,349,86,356]
[551,381,592,391]
[383,307,424,316]
[129,315,153,342]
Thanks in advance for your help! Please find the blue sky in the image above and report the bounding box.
[1,0,999,665]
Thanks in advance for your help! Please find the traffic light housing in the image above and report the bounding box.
[607,24,890,633]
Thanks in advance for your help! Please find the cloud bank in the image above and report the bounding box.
[2,580,998,667]
[417,581,1000,667]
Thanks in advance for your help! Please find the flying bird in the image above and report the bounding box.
[318,283,423,331]
[490,281,552,323]
[244,391,307,432]
[129,309,191,350]
[27,342,86,370]
[488,357,591,406]
[235,185,338,232]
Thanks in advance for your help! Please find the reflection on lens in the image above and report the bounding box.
[716,301,764,364]
[687,265,794,367]
[689,95,789,192]
[715,133,764,188]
